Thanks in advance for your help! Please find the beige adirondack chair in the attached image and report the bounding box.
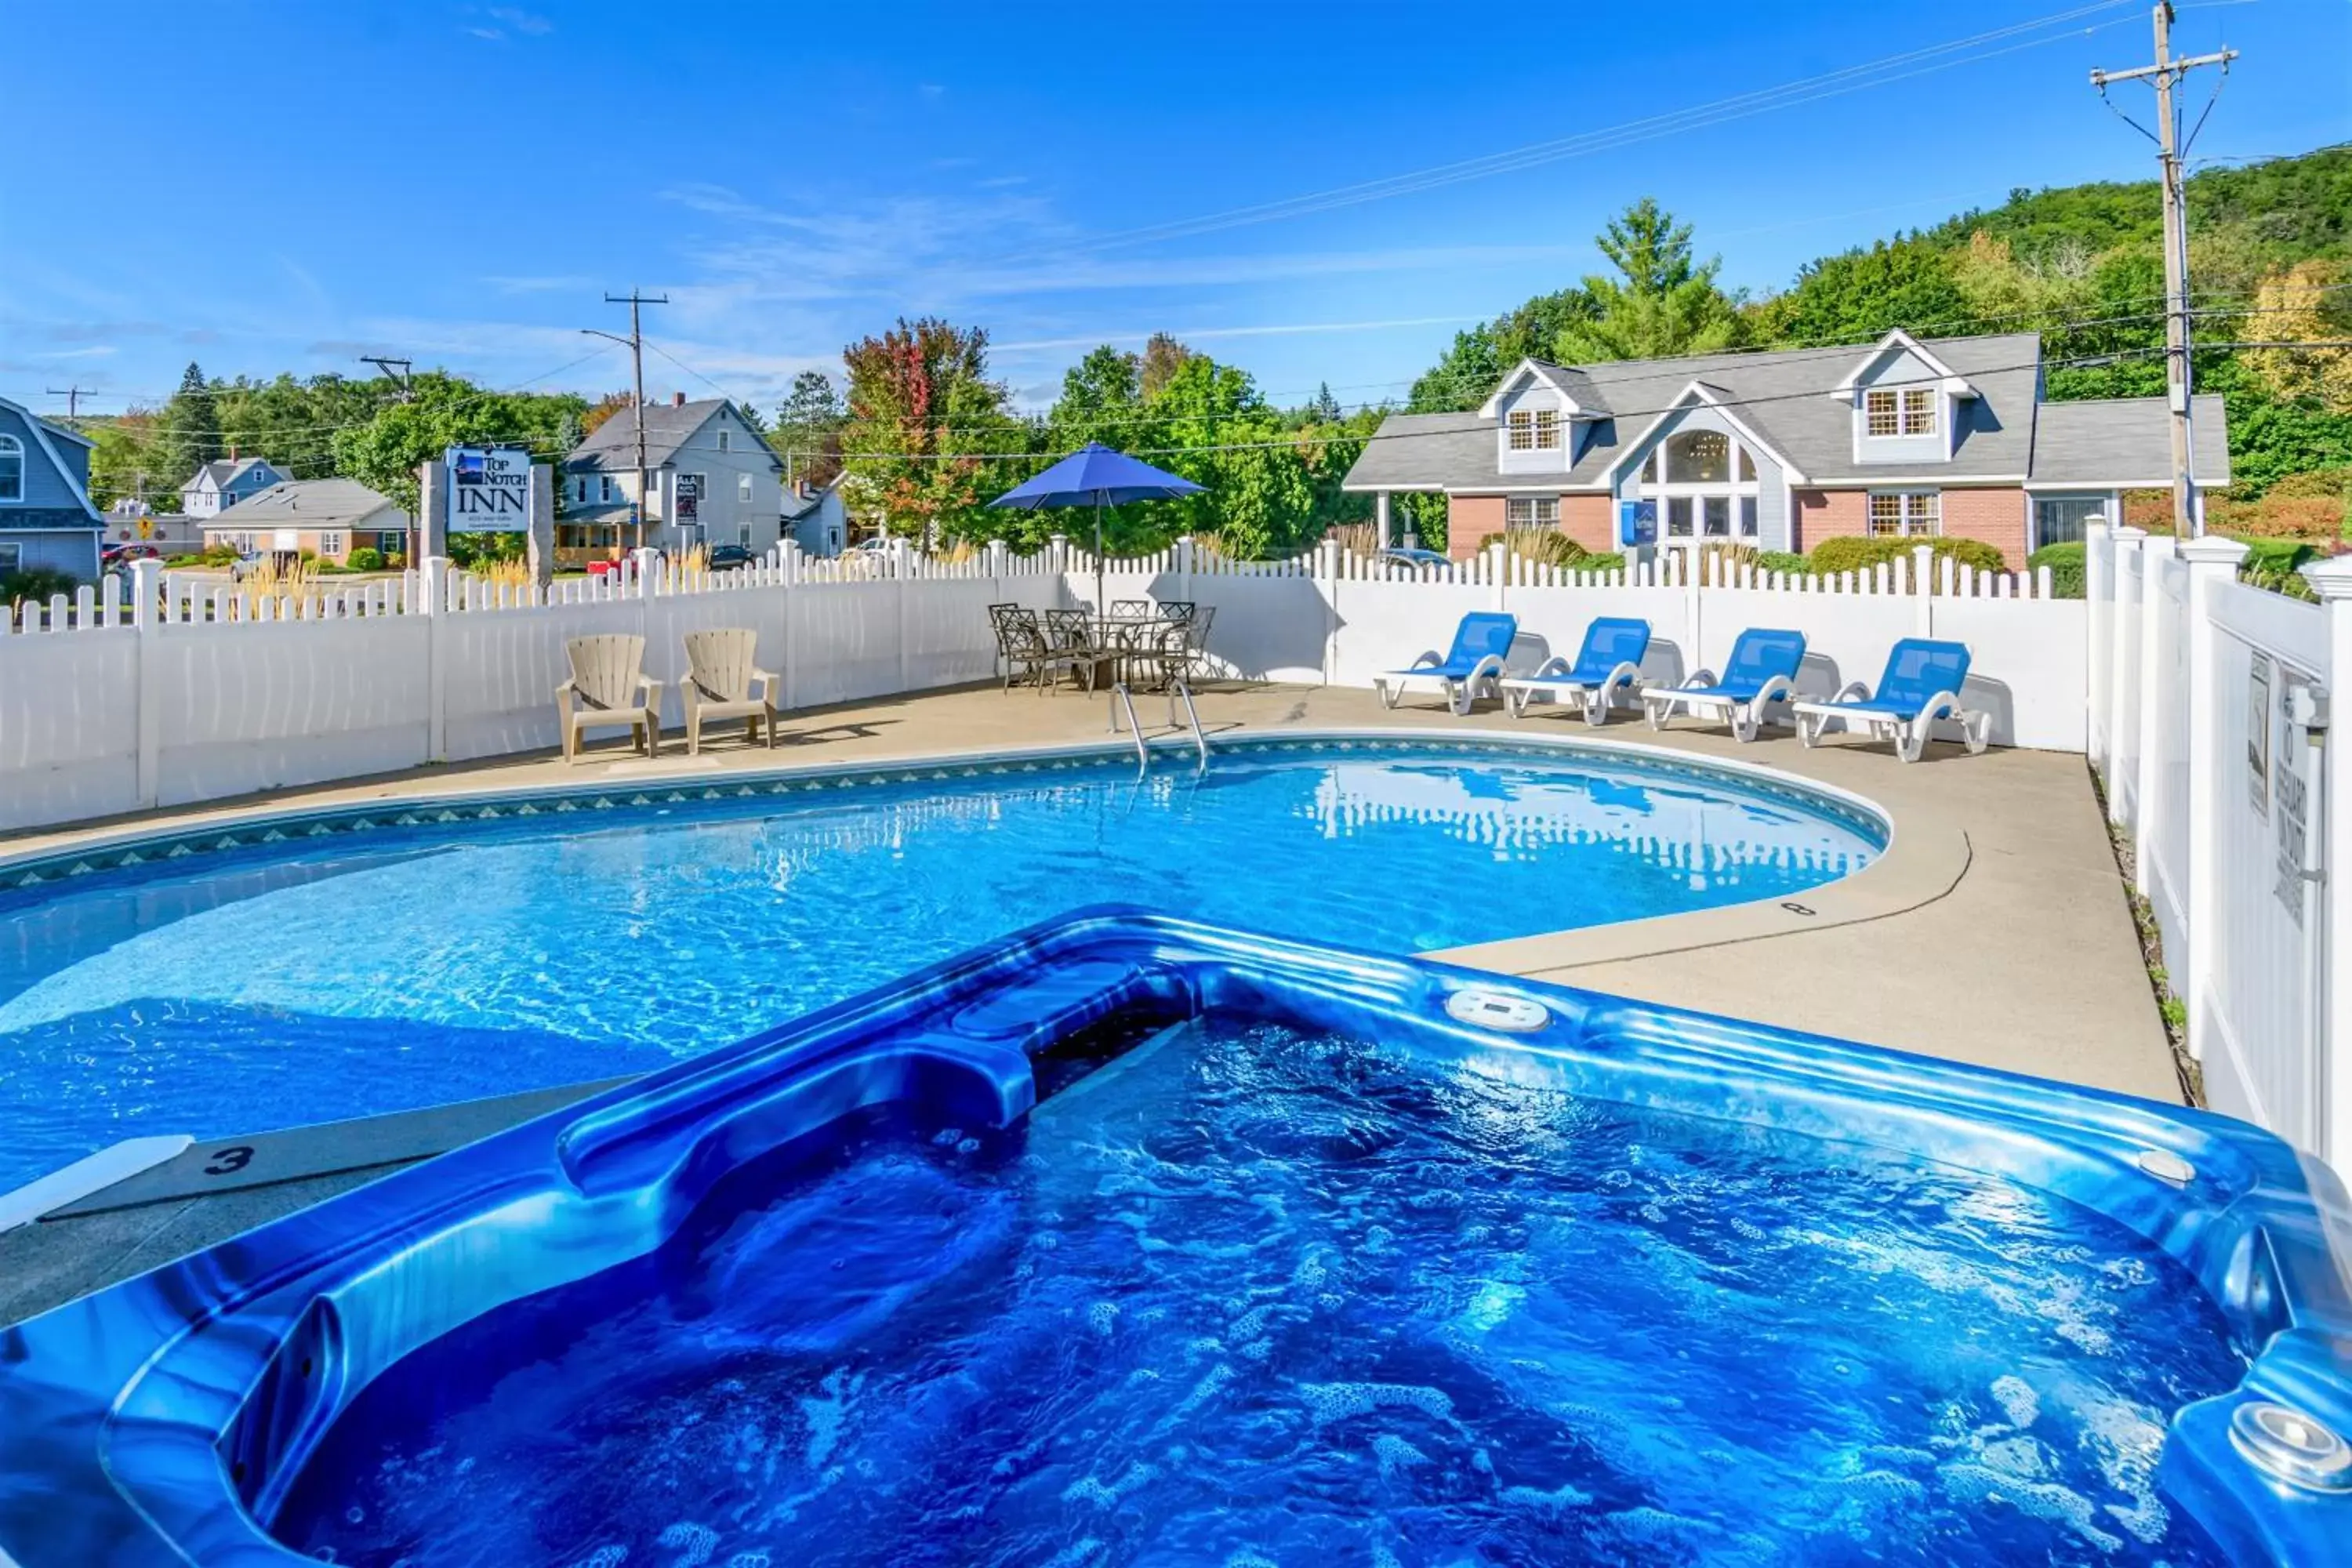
[681,627,782,753]
[557,633,665,763]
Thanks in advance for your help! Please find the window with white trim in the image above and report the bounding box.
[1531,408,1560,450]
[1867,491,1941,537]
[318,531,345,557]
[598,475,613,503]
[717,427,732,453]
[1901,387,1936,435]
[1504,496,1559,530]
[738,473,753,503]
[0,434,21,503]
[1865,387,1938,437]
[1506,409,1534,451]
[573,477,587,504]
[1639,426,1760,545]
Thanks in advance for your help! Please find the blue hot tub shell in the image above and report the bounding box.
[1,907,2348,1565]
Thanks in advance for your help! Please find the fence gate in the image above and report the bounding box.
[2204,604,2328,1155]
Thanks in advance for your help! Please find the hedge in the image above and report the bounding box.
[2026,541,2085,599]
[1754,550,1809,577]
[347,546,386,572]
[1809,535,2009,579]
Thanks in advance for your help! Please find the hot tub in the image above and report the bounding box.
[2,910,2347,1566]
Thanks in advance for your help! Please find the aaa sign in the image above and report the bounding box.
[445,446,532,533]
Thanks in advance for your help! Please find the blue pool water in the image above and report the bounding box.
[0,742,1880,1188]
[274,1013,2243,1567]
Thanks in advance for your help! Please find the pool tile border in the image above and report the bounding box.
[0,731,1889,898]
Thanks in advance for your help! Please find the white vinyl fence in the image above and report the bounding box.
[1078,538,2086,753]
[2089,524,2352,1171]
[0,544,1062,833]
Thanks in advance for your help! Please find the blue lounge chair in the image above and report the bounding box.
[1789,637,1989,762]
[1642,628,1807,742]
[1497,617,1652,726]
[1375,611,1519,716]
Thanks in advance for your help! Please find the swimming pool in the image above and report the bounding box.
[2,912,2344,1566]
[0,735,1882,1190]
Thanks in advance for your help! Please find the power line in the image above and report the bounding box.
[45,385,100,419]
[583,290,669,550]
[999,0,2143,261]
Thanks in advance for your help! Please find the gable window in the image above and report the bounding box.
[1641,424,1761,547]
[1504,496,1559,531]
[717,427,732,453]
[0,434,21,502]
[1507,409,1534,452]
[1868,491,1941,537]
[1866,387,1938,437]
[573,477,587,504]
[598,475,613,503]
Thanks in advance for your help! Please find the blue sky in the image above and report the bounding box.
[2,0,2344,422]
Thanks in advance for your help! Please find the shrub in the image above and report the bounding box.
[1809,535,2009,579]
[162,552,203,567]
[347,546,386,572]
[2205,493,2345,539]
[2233,537,2320,602]
[1755,550,1809,577]
[3,568,82,621]
[1474,530,1589,568]
[2262,465,2352,503]
[2026,541,2086,599]
[1577,551,1626,575]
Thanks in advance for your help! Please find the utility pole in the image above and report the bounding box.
[45,385,98,419]
[359,356,414,401]
[583,289,668,554]
[2092,3,2235,538]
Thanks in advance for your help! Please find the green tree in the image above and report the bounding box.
[1142,356,1316,559]
[83,412,172,511]
[159,362,223,482]
[1139,332,1198,398]
[1308,381,1343,421]
[1408,288,1595,411]
[1752,237,1969,347]
[1553,199,1743,363]
[1046,344,1142,452]
[773,369,846,487]
[837,318,1033,545]
[328,374,583,514]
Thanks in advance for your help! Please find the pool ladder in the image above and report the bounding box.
[1109,679,1208,769]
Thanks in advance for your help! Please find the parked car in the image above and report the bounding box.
[100,543,161,568]
[1374,546,1450,575]
[706,544,754,572]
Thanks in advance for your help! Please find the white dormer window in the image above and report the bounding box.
[1507,410,1533,452]
[1533,409,1559,449]
[1866,387,1938,437]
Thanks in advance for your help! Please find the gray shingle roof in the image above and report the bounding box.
[2028,395,2230,487]
[187,456,274,492]
[209,477,406,529]
[1342,332,2194,493]
[565,399,779,474]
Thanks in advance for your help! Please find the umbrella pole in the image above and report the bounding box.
[1094,495,1107,627]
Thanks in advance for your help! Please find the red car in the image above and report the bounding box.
[100,543,162,567]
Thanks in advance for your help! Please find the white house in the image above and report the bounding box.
[560,396,786,564]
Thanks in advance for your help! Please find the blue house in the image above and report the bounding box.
[0,394,103,582]
[180,456,285,518]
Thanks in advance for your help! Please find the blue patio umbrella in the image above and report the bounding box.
[989,443,1204,614]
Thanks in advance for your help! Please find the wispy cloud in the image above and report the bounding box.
[463,5,554,42]
[993,317,1479,353]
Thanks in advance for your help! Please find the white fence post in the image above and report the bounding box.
[131,557,164,809]
[2106,527,2148,822]
[1317,536,1341,684]
[1176,535,1195,608]
[2134,536,2178,895]
[2179,535,2249,1069]
[2085,522,2113,771]
[2305,556,2352,1170]
[1488,541,1508,611]
[419,556,451,763]
[895,539,913,691]
[1913,545,1935,636]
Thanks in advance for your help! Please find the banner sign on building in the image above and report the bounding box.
[675,473,700,521]
[445,446,532,533]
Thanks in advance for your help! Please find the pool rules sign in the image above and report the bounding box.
[444,445,533,532]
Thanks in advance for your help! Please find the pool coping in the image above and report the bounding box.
[0,726,1947,1229]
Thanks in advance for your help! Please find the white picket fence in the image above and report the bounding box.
[0,543,1063,832]
[2089,524,2352,1169]
[1081,538,2085,755]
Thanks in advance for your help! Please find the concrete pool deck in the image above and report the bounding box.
[0,679,2177,1323]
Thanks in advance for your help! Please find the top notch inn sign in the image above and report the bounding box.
[445,446,532,532]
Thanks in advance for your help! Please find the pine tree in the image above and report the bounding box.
[161,362,224,483]
[1310,381,1343,421]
